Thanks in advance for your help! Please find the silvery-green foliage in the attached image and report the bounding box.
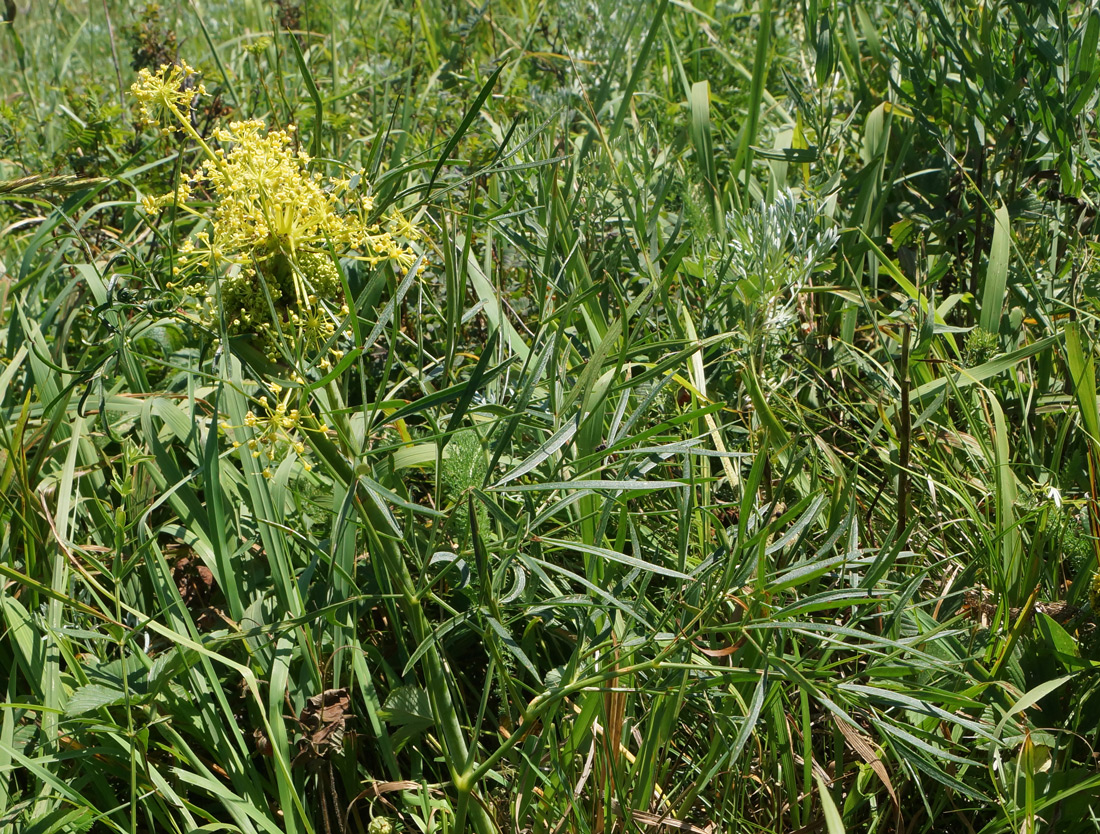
[717,190,838,338]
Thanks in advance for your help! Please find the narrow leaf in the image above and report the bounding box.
[979,203,1011,333]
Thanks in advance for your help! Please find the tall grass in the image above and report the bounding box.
[2,0,1100,832]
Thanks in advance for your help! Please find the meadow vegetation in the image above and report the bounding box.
[2,0,1100,832]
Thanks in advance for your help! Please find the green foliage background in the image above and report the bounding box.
[2,0,1100,832]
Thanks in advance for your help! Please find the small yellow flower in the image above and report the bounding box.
[228,388,320,473]
[129,62,204,126]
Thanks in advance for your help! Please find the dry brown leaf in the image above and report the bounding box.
[610,800,713,834]
[293,688,354,767]
[832,714,898,809]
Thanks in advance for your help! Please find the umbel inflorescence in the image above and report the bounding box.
[132,62,423,367]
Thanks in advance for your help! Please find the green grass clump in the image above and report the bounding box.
[2,1,1100,833]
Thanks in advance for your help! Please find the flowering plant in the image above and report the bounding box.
[132,62,422,367]
[131,62,425,473]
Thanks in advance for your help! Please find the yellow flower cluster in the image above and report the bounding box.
[130,61,206,127]
[130,63,424,364]
[183,119,415,265]
[227,383,327,476]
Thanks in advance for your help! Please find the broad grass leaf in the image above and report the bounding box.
[380,686,434,729]
[979,203,1011,333]
[21,806,94,834]
[64,683,126,717]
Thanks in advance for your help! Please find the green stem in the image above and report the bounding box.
[307,430,496,834]
[164,101,223,169]
[464,651,682,788]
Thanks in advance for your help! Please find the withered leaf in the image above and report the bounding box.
[832,714,898,809]
[253,727,273,757]
[293,688,354,766]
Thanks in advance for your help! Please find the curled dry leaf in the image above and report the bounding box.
[292,688,354,767]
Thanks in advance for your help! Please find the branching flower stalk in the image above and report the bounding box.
[305,429,497,834]
[131,62,422,472]
[131,62,421,368]
[312,411,721,834]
